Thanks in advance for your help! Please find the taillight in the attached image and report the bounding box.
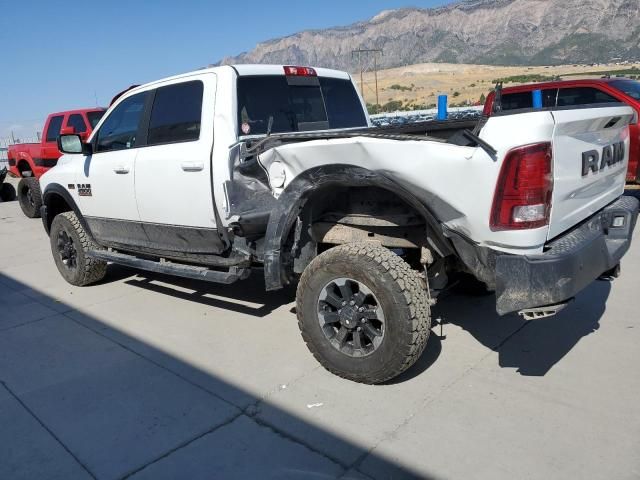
[490,142,553,231]
[283,65,317,77]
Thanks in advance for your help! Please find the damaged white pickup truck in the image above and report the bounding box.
[40,65,638,383]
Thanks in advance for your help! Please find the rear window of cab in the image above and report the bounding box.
[237,75,367,135]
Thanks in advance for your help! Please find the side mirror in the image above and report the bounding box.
[58,134,92,155]
[61,126,75,135]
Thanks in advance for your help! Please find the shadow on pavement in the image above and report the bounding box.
[118,263,611,381]
[435,280,611,376]
[0,272,432,480]
[123,270,294,318]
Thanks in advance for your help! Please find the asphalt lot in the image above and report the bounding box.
[1,179,639,480]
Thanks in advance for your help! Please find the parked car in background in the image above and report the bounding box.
[483,78,640,183]
[7,108,105,217]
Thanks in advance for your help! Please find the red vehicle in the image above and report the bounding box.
[7,108,105,217]
[483,78,640,183]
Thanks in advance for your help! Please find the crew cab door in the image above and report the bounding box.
[134,75,225,255]
[78,92,148,247]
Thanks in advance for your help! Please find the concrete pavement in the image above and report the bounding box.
[1,187,639,480]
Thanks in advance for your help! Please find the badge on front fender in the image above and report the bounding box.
[77,184,92,196]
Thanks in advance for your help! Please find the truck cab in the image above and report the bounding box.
[41,66,368,254]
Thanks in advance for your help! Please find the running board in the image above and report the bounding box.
[87,250,250,284]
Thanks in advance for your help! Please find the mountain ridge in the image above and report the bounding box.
[219,0,640,70]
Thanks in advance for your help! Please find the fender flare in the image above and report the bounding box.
[262,164,453,291]
[15,152,35,174]
[41,183,94,239]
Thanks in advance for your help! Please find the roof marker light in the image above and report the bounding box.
[284,66,317,77]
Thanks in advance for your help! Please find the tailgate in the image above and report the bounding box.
[548,105,633,239]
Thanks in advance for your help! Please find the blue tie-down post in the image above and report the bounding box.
[532,89,543,109]
[437,95,448,120]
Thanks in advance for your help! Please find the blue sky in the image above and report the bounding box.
[0,0,453,139]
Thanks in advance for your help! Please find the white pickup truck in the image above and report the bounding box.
[40,64,638,384]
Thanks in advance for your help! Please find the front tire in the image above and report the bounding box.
[296,243,431,384]
[49,212,107,286]
[18,177,42,218]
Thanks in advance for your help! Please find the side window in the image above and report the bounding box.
[500,89,557,111]
[45,115,64,142]
[147,81,203,145]
[542,89,558,108]
[501,92,534,110]
[557,87,619,107]
[67,114,87,134]
[95,92,147,153]
[87,111,105,129]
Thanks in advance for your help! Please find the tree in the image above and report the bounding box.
[367,103,382,115]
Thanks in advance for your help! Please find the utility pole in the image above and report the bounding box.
[352,48,383,105]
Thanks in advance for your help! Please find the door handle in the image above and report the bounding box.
[113,166,129,174]
[181,162,204,172]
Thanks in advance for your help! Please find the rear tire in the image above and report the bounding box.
[18,177,42,218]
[296,242,431,384]
[49,212,107,286]
[0,182,16,202]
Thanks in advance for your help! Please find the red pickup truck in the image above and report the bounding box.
[8,108,105,217]
[483,78,640,183]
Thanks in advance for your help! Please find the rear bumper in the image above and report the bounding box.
[494,195,639,315]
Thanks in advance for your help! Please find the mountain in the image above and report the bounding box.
[219,0,640,69]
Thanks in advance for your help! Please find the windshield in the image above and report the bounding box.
[610,79,640,100]
[237,75,367,136]
[87,111,106,129]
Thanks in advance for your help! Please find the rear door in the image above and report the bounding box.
[134,75,225,255]
[548,105,633,239]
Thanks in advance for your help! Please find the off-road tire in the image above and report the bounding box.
[296,242,431,384]
[18,177,42,218]
[0,182,16,202]
[50,211,107,286]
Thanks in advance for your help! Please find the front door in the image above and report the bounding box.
[78,91,148,248]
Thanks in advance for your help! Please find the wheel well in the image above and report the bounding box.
[17,160,32,177]
[286,185,441,275]
[45,193,73,231]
